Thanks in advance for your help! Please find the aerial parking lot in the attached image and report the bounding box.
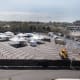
[0,39,61,60]
[0,32,80,60]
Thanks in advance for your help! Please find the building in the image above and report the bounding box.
[67,26,80,40]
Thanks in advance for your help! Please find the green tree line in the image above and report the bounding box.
[0,21,68,35]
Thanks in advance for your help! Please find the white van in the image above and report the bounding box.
[54,37,66,45]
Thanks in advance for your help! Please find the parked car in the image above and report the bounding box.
[54,37,66,45]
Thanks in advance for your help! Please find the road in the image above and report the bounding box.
[0,70,80,80]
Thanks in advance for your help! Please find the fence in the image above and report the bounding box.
[0,59,79,69]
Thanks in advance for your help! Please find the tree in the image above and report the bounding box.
[47,26,51,31]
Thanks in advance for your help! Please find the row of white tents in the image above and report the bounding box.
[0,31,51,47]
[0,31,67,48]
[0,31,14,41]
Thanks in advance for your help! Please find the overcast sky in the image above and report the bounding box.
[0,0,79,22]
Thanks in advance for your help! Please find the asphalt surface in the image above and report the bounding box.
[0,70,80,80]
[0,38,80,60]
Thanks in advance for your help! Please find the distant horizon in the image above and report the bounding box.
[0,20,77,23]
[0,19,76,23]
[0,11,78,23]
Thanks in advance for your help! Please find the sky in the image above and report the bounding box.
[0,0,79,22]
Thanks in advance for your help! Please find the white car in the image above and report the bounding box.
[4,31,14,38]
[29,39,37,47]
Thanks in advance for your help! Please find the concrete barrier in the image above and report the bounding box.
[48,60,70,66]
[0,59,71,69]
[71,60,80,69]
[0,59,80,69]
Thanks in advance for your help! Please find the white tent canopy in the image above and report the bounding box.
[17,33,25,37]
[30,34,45,40]
[0,34,8,38]
[5,31,14,37]
[9,36,27,46]
[24,33,34,37]
[10,36,26,42]
[0,33,9,41]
